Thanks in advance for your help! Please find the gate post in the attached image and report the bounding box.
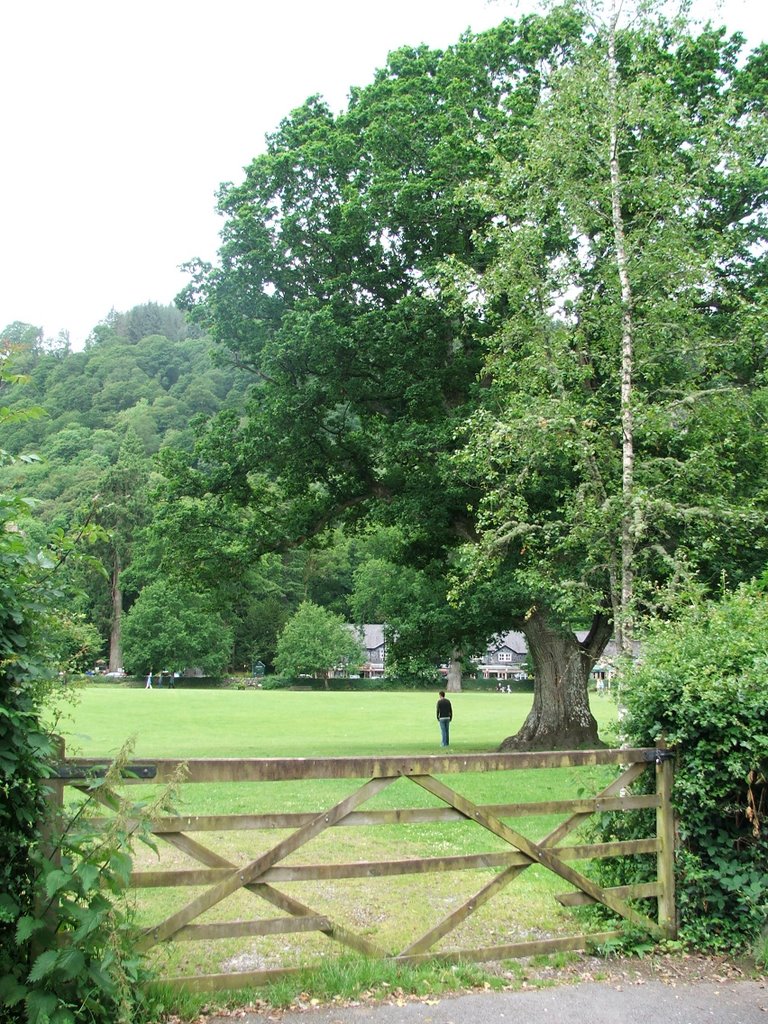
[33,736,66,957]
[655,738,676,938]
[41,735,65,868]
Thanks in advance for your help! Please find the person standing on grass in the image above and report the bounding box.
[436,690,453,747]
[145,670,153,689]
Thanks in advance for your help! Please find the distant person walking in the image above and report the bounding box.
[436,690,453,747]
[145,670,153,689]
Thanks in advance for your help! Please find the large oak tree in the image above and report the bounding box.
[177,12,585,698]
[177,6,767,748]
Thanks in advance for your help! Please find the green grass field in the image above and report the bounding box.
[61,684,619,759]
[57,686,623,985]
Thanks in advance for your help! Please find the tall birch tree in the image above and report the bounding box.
[452,4,768,746]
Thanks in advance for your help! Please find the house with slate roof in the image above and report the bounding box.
[472,630,530,681]
[348,623,386,678]
[342,624,627,683]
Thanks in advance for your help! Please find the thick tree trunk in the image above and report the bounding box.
[445,648,463,692]
[499,607,611,751]
[108,548,123,672]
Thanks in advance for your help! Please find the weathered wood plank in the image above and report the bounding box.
[54,748,659,784]
[409,774,665,939]
[556,881,662,906]
[155,826,390,959]
[542,760,649,848]
[563,837,659,859]
[395,763,659,957]
[90,793,659,834]
[396,930,626,965]
[163,965,303,993]
[130,838,660,888]
[173,915,330,941]
[656,741,677,938]
[53,745,673,991]
[160,830,236,869]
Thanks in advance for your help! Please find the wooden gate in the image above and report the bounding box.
[50,746,676,992]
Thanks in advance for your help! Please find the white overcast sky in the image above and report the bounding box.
[1,0,765,348]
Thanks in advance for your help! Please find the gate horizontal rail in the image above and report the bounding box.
[48,745,676,993]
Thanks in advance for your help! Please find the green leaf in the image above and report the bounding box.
[25,988,59,1024]
[45,871,74,901]
[56,948,86,981]
[50,1009,76,1024]
[76,862,100,892]
[108,850,133,884]
[28,950,59,983]
[0,972,28,1006]
[16,915,46,943]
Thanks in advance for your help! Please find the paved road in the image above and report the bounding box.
[206,979,767,1024]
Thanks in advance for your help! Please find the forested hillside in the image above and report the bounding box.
[1,305,388,676]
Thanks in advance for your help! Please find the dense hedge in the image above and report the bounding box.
[1,499,159,1022]
[96,673,537,693]
[610,585,768,951]
[258,675,534,693]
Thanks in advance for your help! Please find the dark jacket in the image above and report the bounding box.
[436,697,453,720]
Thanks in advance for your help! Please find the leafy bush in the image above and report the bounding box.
[261,675,444,691]
[0,748,181,1024]
[604,585,768,951]
[0,476,166,1021]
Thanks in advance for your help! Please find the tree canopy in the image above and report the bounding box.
[448,8,768,744]
[274,601,364,679]
[176,4,767,746]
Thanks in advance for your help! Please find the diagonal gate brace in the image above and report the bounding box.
[405,769,662,950]
[398,763,648,958]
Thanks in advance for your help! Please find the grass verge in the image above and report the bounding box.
[145,955,535,1021]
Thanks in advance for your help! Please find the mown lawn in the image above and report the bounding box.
[61,684,619,758]
[57,685,624,981]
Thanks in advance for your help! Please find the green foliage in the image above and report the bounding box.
[259,955,509,1008]
[274,601,364,678]
[452,12,768,626]
[599,585,768,952]
[350,548,509,677]
[0,486,61,1009]
[2,306,252,670]
[0,692,54,1021]
[122,580,234,675]
[1,357,153,1022]
[175,13,581,668]
[173,7,767,747]
[43,613,103,676]
[260,674,438,692]
[0,748,181,1024]
[754,931,768,971]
